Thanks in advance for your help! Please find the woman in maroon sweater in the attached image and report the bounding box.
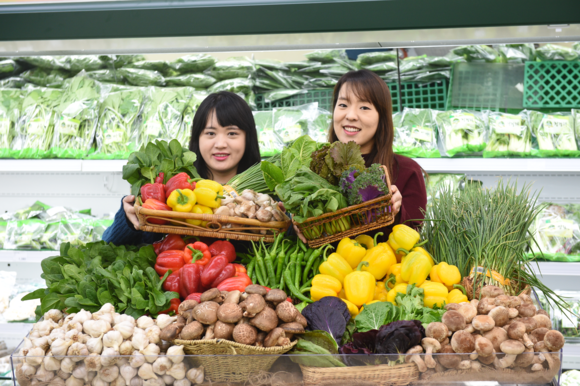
[328,70,427,242]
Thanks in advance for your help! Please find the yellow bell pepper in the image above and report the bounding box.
[311,275,342,301]
[431,262,461,290]
[166,189,196,212]
[319,253,353,284]
[341,298,360,317]
[374,281,390,302]
[386,264,404,289]
[195,179,223,196]
[386,283,408,304]
[193,187,225,209]
[338,289,347,300]
[401,251,432,286]
[355,234,375,250]
[399,246,434,267]
[361,244,397,280]
[186,204,213,226]
[360,300,381,312]
[387,224,421,262]
[420,280,449,308]
[336,238,367,269]
[447,285,468,304]
[344,262,376,307]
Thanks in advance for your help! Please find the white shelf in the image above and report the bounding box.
[0,323,33,350]
[0,160,125,173]
[0,251,56,264]
[564,344,580,370]
[531,262,580,292]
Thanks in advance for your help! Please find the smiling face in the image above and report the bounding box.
[198,109,247,184]
[332,82,380,154]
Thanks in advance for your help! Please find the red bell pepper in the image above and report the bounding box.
[163,270,181,293]
[153,234,187,255]
[184,242,212,265]
[140,183,166,203]
[185,293,202,303]
[159,298,180,315]
[217,273,252,292]
[179,264,203,299]
[209,240,236,263]
[201,255,229,288]
[154,250,185,276]
[155,172,165,184]
[232,263,247,274]
[165,173,197,197]
[211,264,236,288]
[142,199,171,225]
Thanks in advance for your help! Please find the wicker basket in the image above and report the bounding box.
[174,338,297,382]
[295,165,394,248]
[135,203,291,243]
[300,362,419,386]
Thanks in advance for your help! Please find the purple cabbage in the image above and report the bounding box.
[302,297,351,344]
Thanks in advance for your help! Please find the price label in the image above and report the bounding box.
[279,124,302,143]
[543,218,575,238]
[449,113,476,132]
[58,117,80,136]
[542,115,571,135]
[411,126,433,142]
[104,130,124,145]
[27,118,46,135]
[491,115,525,135]
[0,119,10,135]
[145,121,162,136]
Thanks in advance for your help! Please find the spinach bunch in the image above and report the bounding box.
[122,139,200,196]
[23,241,178,318]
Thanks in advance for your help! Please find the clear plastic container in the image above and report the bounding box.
[550,290,580,342]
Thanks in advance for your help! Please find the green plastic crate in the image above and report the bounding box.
[255,80,447,112]
[523,61,580,109]
[446,62,525,112]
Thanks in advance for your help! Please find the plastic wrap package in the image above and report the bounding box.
[89,86,145,159]
[527,204,580,262]
[17,56,70,70]
[127,60,169,73]
[305,49,347,63]
[180,91,208,146]
[4,219,47,250]
[262,89,307,103]
[99,54,145,69]
[412,68,451,82]
[254,77,284,91]
[258,67,295,89]
[137,86,194,147]
[435,110,489,157]
[51,73,107,158]
[85,69,125,84]
[0,77,28,88]
[40,222,59,250]
[11,86,63,159]
[393,108,440,158]
[0,271,17,314]
[253,110,283,157]
[484,111,532,157]
[170,54,216,73]
[309,108,332,143]
[254,59,289,71]
[529,111,579,157]
[400,56,428,73]
[57,218,94,247]
[0,88,22,158]
[206,57,255,80]
[284,60,320,70]
[562,370,580,386]
[165,73,216,88]
[208,78,255,108]
[494,44,536,63]
[0,221,6,249]
[549,291,580,341]
[425,173,466,208]
[452,45,501,63]
[303,77,338,88]
[68,56,104,73]
[13,201,50,221]
[118,68,165,87]
[0,59,23,78]
[319,65,352,77]
[536,44,579,61]
[93,219,114,242]
[273,103,318,145]
[356,51,398,66]
[20,68,71,88]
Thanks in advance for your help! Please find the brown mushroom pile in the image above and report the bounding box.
[430,285,564,374]
[216,190,287,223]
[159,285,306,347]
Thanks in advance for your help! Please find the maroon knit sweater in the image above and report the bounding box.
[362,154,427,243]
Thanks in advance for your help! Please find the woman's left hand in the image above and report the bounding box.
[391,185,402,216]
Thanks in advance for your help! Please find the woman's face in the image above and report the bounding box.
[199,110,246,182]
[333,83,379,154]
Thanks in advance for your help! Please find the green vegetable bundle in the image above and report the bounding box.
[393,108,440,158]
[68,56,105,73]
[127,60,169,74]
[22,241,178,318]
[180,91,208,147]
[51,73,104,158]
[17,56,70,70]
[85,69,125,84]
[21,68,71,88]
[170,54,216,74]
[89,87,145,159]
[99,54,146,69]
[0,88,22,158]
[12,86,63,159]
[0,77,28,88]
[208,78,255,108]
[536,44,579,62]
[357,51,397,66]
[253,111,283,157]
[529,111,579,157]
[206,57,255,80]
[305,49,347,63]
[484,111,532,157]
[434,110,488,157]
[118,68,165,87]
[0,59,22,78]
[165,73,216,88]
[452,45,502,63]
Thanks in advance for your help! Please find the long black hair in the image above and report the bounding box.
[189,91,261,180]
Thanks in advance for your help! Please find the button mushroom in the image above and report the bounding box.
[245,285,268,296]
[451,331,475,354]
[276,301,298,323]
[457,303,477,324]
[422,338,441,369]
[533,314,551,330]
[278,323,305,340]
[193,302,219,325]
[544,330,565,352]
[241,294,266,318]
[214,321,235,340]
[496,340,525,368]
[264,328,290,347]
[265,289,287,305]
[481,285,504,298]
[488,306,509,327]
[405,345,427,372]
[508,296,523,309]
[507,322,534,349]
[203,324,215,339]
[517,303,537,318]
[483,327,508,352]
[438,345,461,369]
[531,327,549,343]
[178,300,198,315]
[232,324,258,345]
[250,307,278,332]
[475,336,494,358]
[217,303,243,324]
[508,308,519,319]
[472,315,495,332]
[494,295,511,308]
[477,298,497,314]
[444,303,462,311]
[160,323,184,341]
[426,322,449,343]
[442,311,466,333]
[179,321,204,340]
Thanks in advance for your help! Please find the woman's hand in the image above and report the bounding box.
[123,195,140,230]
[391,185,402,216]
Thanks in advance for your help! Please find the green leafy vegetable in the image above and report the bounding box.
[536,44,579,61]
[484,112,532,157]
[529,111,579,157]
[99,55,146,69]
[165,73,216,88]
[354,301,400,332]
[0,88,22,157]
[434,110,488,157]
[170,54,216,73]
[68,56,104,73]
[393,108,440,158]
[310,141,366,185]
[118,68,165,87]
[305,50,347,63]
[452,45,502,63]
[289,332,346,368]
[395,284,446,328]
[21,68,71,88]
[18,56,70,70]
[85,69,125,84]
[0,77,28,88]
[127,60,169,73]
[206,58,255,80]
[356,51,398,66]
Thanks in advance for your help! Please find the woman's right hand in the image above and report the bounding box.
[123,195,140,230]
[293,224,308,244]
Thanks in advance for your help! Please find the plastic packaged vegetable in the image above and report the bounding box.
[41,222,60,250]
[273,103,318,145]
[127,60,169,73]
[528,204,580,261]
[11,86,63,159]
[68,56,104,72]
[529,111,579,157]
[99,54,145,69]
[284,61,320,70]
[170,54,216,73]
[0,88,22,158]
[400,56,427,73]
[253,110,283,157]
[357,51,397,66]
[118,68,165,86]
[93,219,114,242]
[484,111,532,157]
[425,174,466,208]
[206,57,255,80]
[0,77,28,88]
[536,44,579,61]
[208,78,255,108]
[0,221,6,248]
[51,73,106,158]
[452,45,501,63]
[85,69,125,84]
[21,68,71,88]
[5,219,47,250]
[254,59,289,71]
[309,108,332,143]
[393,108,440,158]
[262,89,307,103]
[362,61,398,73]
[435,110,488,157]
[305,49,347,63]
[494,44,536,63]
[0,59,23,78]
[165,73,216,88]
[90,87,145,159]
[258,68,294,89]
[57,218,94,247]
[17,56,70,70]
[180,91,208,146]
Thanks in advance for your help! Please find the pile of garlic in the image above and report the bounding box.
[15,304,205,386]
